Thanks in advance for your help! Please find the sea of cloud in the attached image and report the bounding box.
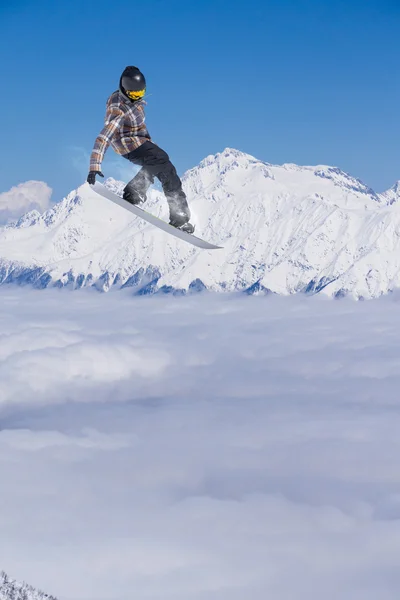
[1,287,400,600]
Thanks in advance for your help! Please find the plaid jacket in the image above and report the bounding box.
[89,90,151,172]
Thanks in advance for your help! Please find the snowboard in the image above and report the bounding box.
[91,182,223,250]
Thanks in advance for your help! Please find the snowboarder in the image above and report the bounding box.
[87,66,194,233]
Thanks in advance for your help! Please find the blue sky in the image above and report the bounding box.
[1,0,399,202]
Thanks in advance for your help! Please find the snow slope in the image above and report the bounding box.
[0,572,56,600]
[1,148,400,298]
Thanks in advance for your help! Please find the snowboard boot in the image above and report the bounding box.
[123,186,146,205]
[169,211,195,234]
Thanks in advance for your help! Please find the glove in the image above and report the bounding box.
[87,170,104,185]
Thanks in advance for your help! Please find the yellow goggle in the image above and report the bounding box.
[126,88,146,100]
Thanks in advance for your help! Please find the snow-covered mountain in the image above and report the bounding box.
[1,148,400,298]
[381,180,400,205]
[0,572,56,600]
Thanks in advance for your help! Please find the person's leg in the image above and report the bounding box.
[156,162,191,227]
[122,142,155,204]
[125,142,191,226]
[123,168,154,204]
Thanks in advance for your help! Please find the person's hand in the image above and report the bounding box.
[87,170,104,185]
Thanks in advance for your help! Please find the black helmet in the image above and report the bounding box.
[120,66,146,101]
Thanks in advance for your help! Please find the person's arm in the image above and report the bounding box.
[87,105,125,182]
[135,102,151,140]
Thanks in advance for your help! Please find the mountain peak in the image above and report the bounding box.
[391,180,400,194]
[194,147,262,171]
[380,180,400,205]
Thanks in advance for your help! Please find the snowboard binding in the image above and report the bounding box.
[123,187,146,205]
[169,211,195,234]
[176,221,195,234]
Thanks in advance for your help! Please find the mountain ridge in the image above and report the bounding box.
[1,148,400,299]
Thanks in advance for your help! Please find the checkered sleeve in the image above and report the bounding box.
[89,105,125,172]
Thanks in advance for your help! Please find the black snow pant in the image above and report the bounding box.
[122,141,190,223]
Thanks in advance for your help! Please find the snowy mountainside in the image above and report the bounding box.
[0,571,56,600]
[0,148,400,298]
[380,180,400,205]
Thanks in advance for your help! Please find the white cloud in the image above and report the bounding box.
[1,289,400,600]
[0,181,52,223]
